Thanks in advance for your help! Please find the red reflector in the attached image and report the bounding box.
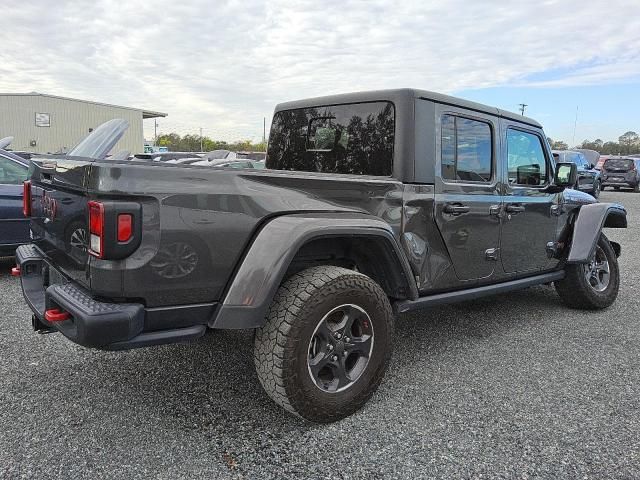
[11,266,21,277]
[44,308,71,322]
[88,201,105,258]
[117,214,133,242]
[23,180,31,217]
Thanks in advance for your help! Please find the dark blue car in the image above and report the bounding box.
[0,148,31,256]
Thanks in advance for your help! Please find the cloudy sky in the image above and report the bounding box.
[1,0,639,144]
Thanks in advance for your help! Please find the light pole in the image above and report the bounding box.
[154,119,159,146]
[200,127,203,152]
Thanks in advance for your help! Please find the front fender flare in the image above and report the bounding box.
[211,213,417,329]
[567,202,627,263]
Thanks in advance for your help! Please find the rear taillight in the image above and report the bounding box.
[88,201,105,258]
[117,214,133,242]
[23,181,31,217]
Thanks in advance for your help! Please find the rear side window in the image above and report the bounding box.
[506,129,548,186]
[441,115,492,182]
[267,102,394,176]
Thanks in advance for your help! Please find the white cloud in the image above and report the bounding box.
[0,0,638,141]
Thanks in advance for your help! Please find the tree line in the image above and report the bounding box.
[548,131,640,155]
[156,133,266,152]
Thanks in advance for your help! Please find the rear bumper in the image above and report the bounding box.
[602,178,637,188]
[16,244,209,350]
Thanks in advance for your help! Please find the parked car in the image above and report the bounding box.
[0,148,31,256]
[14,90,627,423]
[133,152,203,162]
[596,155,612,170]
[600,157,640,192]
[553,150,601,198]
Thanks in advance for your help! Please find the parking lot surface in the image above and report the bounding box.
[1,191,638,479]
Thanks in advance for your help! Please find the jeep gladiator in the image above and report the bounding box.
[15,89,627,422]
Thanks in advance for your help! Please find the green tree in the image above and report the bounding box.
[618,131,639,154]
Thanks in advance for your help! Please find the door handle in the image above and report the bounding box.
[443,203,470,215]
[505,204,525,213]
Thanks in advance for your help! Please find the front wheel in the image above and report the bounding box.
[592,181,601,199]
[555,233,619,309]
[254,265,394,422]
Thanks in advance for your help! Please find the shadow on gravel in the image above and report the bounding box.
[75,284,565,436]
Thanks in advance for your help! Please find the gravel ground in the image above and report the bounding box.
[1,190,638,479]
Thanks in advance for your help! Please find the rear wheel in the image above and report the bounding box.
[254,265,394,422]
[592,181,601,198]
[555,233,619,309]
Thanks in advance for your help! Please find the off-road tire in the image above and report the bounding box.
[254,265,394,423]
[555,233,619,310]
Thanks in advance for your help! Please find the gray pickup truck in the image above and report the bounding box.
[15,89,627,422]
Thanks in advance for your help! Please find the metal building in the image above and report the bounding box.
[0,93,166,154]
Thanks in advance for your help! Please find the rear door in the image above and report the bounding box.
[434,106,502,281]
[0,153,30,246]
[500,123,559,274]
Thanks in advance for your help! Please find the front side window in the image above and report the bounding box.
[0,156,28,185]
[506,129,548,186]
[441,115,492,182]
[267,101,394,176]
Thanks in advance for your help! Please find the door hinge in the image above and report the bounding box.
[485,247,499,261]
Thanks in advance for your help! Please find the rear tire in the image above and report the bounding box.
[592,181,600,199]
[254,265,394,423]
[555,233,619,310]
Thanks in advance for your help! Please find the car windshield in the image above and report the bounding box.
[68,119,129,159]
[604,159,633,170]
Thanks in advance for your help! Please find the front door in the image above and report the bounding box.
[0,155,30,246]
[500,125,559,274]
[434,108,502,281]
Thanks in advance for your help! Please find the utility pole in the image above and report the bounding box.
[572,106,578,147]
[518,103,528,116]
[154,119,158,146]
[200,127,203,152]
[263,117,266,144]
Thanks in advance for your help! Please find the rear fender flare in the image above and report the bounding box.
[211,214,417,329]
[566,202,627,263]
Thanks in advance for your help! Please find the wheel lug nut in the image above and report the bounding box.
[327,344,333,350]
[335,333,342,339]
[331,355,338,361]
[345,337,350,342]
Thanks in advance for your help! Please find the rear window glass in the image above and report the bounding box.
[441,115,492,182]
[267,102,394,176]
[604,159,634,170]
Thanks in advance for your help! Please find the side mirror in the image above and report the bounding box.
[589,163,596,170]
[554,162,577,187]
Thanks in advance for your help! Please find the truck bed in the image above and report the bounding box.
[29,157,406,307]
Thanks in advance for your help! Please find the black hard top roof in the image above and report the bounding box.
[274,88,542,128]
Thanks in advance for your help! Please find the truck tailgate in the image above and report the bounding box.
[29,156,92,289]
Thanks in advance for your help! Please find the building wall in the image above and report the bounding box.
[0,94,145,154]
